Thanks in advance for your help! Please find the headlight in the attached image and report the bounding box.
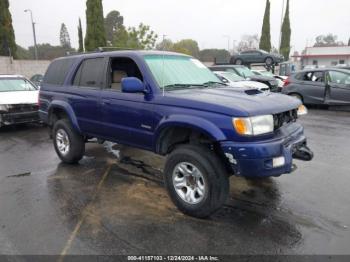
[233,115,274,136]
[297,104,308,116]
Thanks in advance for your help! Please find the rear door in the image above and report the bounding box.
[295,71,326,104]
[326,70,350,105]
[70,57,106,135]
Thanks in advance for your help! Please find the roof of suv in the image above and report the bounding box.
[57,50,189,60]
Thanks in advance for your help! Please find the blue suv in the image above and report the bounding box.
[39,51,313,218]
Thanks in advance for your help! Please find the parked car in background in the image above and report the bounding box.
[282,68,350,105]
[333,65,350,71]
[30,74,44,88]
[0,75,40,127]
[39,51,312,218]
[214,71,269,91]
[252,69,285,88]
[210,65,280,92]
[230,50,284,66]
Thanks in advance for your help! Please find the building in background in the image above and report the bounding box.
[293,46,350,69]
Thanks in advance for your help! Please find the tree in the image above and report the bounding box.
[60,23,71,49]
[199,49,230,63]
[0,0,17,57]
[104,10,124,45]
[156,39,174,51]
[28,43,70,60]
[112,23,157,50]
[314,34,344,47]
[84,0,106,51]
[78,18,84,52]
[280,0,291,60]
[16,45,31,59]
[173,39,200,58]
[259,0,271,52]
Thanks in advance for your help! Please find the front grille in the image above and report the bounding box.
[273,109,298,130]
[7,104,39,113]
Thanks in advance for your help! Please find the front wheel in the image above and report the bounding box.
[265,57,273,66]
[53,119,85,164]
[164,144,229,218]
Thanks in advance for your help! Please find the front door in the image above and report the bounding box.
[298,71,326,104]
[326,70,350,105]
[100,56,155,150]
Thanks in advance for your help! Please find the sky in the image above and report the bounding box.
[9,0,350,53]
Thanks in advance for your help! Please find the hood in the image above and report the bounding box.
[161,87,301,117]
[247,75,275,81]
[229,81,269,90]
[0,91,39,105]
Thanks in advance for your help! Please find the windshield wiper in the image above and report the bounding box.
[202,81,227,87]
[164,83,206,90]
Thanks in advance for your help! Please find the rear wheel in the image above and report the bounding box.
[290,93,303,103]
[265,57,273,66]
[53,119,85,164]
[164,144,229,218]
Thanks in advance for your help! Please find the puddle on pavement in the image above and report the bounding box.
[43,142,348,253]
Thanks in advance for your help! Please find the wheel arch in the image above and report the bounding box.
[48,101,81,133]
[154,115,227,155]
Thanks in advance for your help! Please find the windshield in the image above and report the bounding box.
[0,78,37,92]
[235,67,255,78]
[220,72,244,82]
[144,55,220,90]
[259,70,274,77]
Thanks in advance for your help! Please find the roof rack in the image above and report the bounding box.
[65,46,139,56]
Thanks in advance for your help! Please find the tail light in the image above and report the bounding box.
[38,91,41,107]
[283,77,291,87]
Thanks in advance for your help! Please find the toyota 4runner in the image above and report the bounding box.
[39,51,313,218]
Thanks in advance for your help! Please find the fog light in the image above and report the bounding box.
[273,156,285,167]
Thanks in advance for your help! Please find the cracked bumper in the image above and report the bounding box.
[220,123,310,178]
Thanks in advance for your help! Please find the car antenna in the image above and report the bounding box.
[161,35,167,96]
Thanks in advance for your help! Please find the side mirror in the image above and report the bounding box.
[121,77,145,93]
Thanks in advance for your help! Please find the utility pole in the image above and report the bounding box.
[24,9,38,60]
[223,35,231,54]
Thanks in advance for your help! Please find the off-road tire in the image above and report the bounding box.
[53,119,85,164]
[164,144,229,218]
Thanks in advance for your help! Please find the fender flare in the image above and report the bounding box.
[48,100,81,133]
[154,114,227,152]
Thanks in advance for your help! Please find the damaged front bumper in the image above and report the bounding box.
[220,122,314,178]
[0,104,40,127]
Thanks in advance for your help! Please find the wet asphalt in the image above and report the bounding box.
[0,108,349,256]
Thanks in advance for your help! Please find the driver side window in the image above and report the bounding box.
[107,57,143,92]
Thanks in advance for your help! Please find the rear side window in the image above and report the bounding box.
[73,58,105,88]
[303,71,324,82]
[44,58,76,85]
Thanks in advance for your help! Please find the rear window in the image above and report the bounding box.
[44,58,76,85]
